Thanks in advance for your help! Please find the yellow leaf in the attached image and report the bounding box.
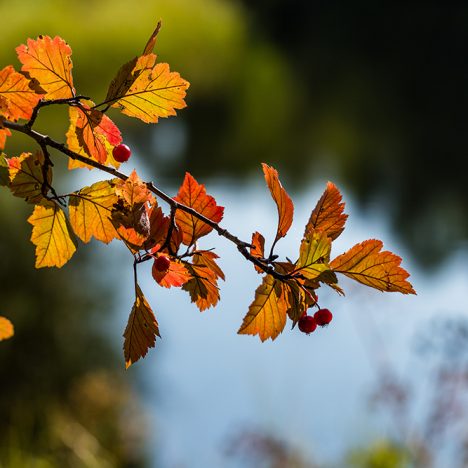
[0,316,14,341]
[115,170,152,206]
[238,274,287,341]
[305,182,348,240]
[123,284,160,369]
[295,229,332,281]
[28,201,77,268]
[16,35,75,99]
[8,151,51,203]
[0,65,43,121]
[330,239,416,294]
[109,54,189,123]
[69,179,119,244]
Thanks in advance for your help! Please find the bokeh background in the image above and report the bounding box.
[1,1,467,467]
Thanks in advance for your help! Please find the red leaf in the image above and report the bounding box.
[174,172,224,246]
[152,257,191,288]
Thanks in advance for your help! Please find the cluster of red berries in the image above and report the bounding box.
[298,308,333,334]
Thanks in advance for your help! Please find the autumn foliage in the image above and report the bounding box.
[0,24,415,367]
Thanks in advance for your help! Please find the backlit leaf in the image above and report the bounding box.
[112,202,150,252]
[238,274,287,341]
[69,179,119,244]
[183,262,220,311]
[152,257,191,288]
[66,101,122,167]
[330,239,416,294]
[16,35,75,99]
[295,229,332,281]
[251,231,266,273]
[0,316,14,341]
[305,182,348,240]
[174,172,224,246]
[8,151,52,203]
[108,54,189,123]
[193,250,225,281]
[262,163,294,243]
[115,170,152,206]
[28,200,77,268]
[123,284,160,369]
[0,65,43,121]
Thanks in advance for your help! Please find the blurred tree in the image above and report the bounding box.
[0,197,146,467]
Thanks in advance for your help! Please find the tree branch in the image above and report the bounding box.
[3,119,290,281]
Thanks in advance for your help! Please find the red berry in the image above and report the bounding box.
[314,308,333,327]
[298,315,317,334]
[112,144,132,163]
[154,255,171,272]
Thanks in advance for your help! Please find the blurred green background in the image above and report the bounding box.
[1,1,467,467]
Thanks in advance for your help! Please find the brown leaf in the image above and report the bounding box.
[182,262,220,311]
[330,239,416,294]
[8,151,52,203]
[305,182,348,240]
[123,284,160,368]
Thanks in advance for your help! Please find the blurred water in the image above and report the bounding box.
[92,174,467,467]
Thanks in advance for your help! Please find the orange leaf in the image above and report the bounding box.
[112,203,150,252]
[284,280,308,327]
[305,182,348,240]
[251,231,266,274]
[0,65,43,121]
[16,36,75,99]
[123,284,160,368]
[69,179,119,244]
[183,262,220,311]
[115,170,152,206]
[238,274,287,341]
[262,163,294,243]
[174,172,224,246]
[8,151,52,203]
[152,257,191,288]
[0,127,11,150]
[28,201,77,268]
[108,54,189,123]
[66,101,122,167]
[295,229,332,281]
[330,239,416,294]
[0,316,14,341]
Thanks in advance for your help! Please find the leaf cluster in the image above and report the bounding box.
[0,25,415,367]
